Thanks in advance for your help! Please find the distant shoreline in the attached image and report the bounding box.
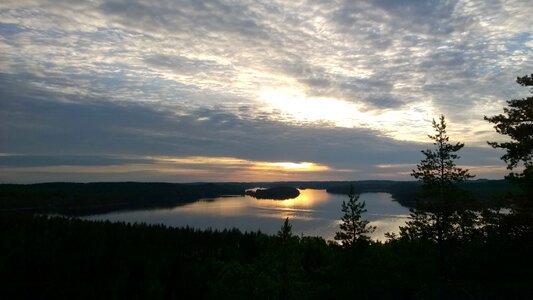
[0,179,513,215]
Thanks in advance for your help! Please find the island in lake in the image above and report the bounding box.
[245,186,300,200]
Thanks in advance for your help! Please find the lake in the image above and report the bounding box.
[86,189,411,241]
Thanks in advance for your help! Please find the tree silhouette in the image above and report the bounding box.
[411,115,474,190]
[408,115,475,238]
[485,74,533,191]
[277,217,293,242]
[485,74,533,238]
[401,115,475,278]
[276,217,296,300]
[334,185,375,246]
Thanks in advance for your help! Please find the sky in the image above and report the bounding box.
[0,0,532,183]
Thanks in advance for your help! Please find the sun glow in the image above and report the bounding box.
[271,162,315,169]
[258,87,437,142]
[1,155,336,182]
[151,156,249,165]
[151,156,331,173]
[253,161,330,172]
[259,87,364,127]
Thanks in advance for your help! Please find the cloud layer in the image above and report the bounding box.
[1,0,531,182]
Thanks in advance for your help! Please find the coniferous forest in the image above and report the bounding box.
[1,75,532,299]
[1,209,532,299]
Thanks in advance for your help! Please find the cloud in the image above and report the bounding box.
[0,83,508,182]
[0,0,530,182]
[0,154,152,167]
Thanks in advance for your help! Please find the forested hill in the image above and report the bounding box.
[0,179,514,215]
[0,182,253,215]
[1,213,532,299]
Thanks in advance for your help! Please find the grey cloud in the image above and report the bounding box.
[144,54,234,76]
[0,155,152,167]
[371,0,461,35]
[420,50,466,68]
[98,0,271,40]
[362,95,404,109]
[0,82,501,173]
[0,79,415,166]
[272,58,404,109]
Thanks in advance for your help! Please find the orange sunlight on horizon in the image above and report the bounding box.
[253,161,330,172]
[0,156,342,183]
[152,156,331,173]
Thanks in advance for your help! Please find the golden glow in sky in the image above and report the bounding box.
[153,156,330,172]
[259,87,363,127]
[0,155,340,183]
[254,162,330,172]
[259,86,437,142]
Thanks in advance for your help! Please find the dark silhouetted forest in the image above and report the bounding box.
[1,212,532,299]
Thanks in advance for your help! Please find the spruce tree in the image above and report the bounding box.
[412,115,474,191]
[334,185,375,246]
[401,115,474,242]
[400,115,475,280]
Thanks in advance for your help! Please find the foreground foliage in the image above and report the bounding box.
[1,213,532,300]
[484,74,533,240]
[485,73,533,190]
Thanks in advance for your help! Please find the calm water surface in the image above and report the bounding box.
[86,189,410,241]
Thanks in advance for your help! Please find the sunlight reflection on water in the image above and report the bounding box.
[86,189,410,242]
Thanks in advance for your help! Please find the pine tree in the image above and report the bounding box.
[412,115,474,192]
[401,115,474,242]
[485,74,533,191]
[334,185,375,246]
[401,115,475,279]
[485,74,533,237]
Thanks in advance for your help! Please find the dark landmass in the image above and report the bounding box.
[248,179,515,208]
[245,186,300,200]
[317,179,515,208]
[0,182,254,215]
[1,213,531,299]
[0,179,515,215]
